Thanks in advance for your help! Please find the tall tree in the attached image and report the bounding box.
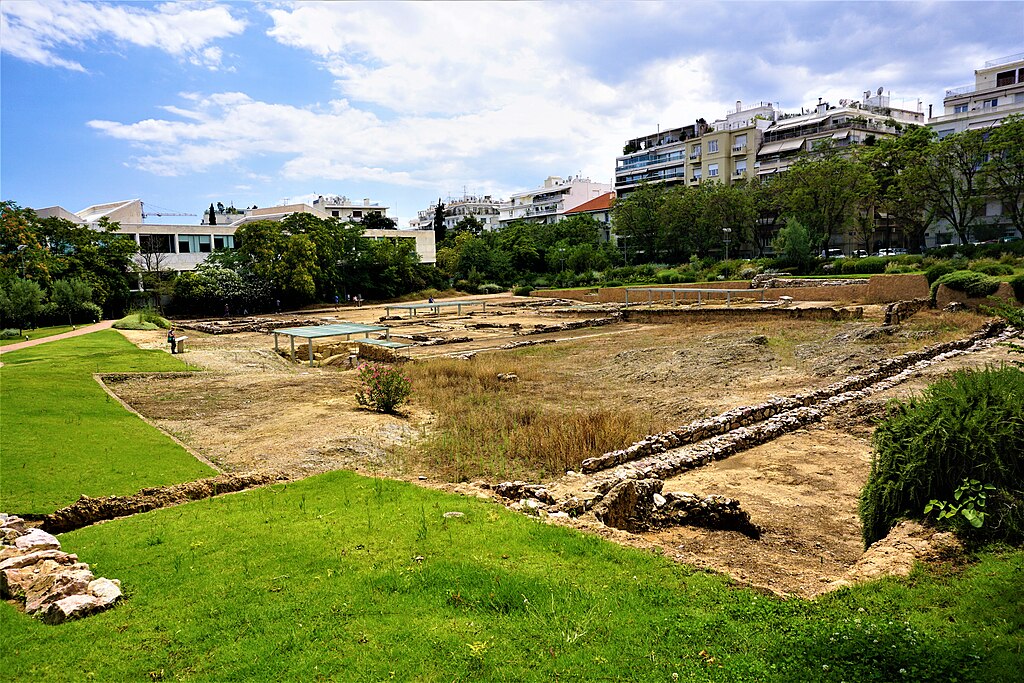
[0,277,44,332]
[781,146,876,252]
[701,182,755,258]
[750,176,786,257]
[433,199,446,245]
[361,212,398,230]
[612,183,663,264]
[982,114,1024,237]
[919,129,987,245]
[864,126,939,253]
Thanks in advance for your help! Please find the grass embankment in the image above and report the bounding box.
[2,470,1022,681]
[0,325,75,346]
[402,348,667,482]
[0,331,214,514]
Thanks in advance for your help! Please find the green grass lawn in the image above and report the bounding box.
[0,325,76,346]
[2,470,1022,682]
[0,330,214,514]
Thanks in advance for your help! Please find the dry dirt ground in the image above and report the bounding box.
[110,295,1016,597]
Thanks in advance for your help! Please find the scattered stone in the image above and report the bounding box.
[442,511,465,519]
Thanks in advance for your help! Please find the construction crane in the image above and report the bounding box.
[141,202,196,220]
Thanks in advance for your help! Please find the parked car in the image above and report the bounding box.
[819,248,845,259]
[875,248,908,256]
[1001,235,1021,243]
[852,250,868,258]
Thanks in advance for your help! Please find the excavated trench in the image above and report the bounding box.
[491,320,1017,534]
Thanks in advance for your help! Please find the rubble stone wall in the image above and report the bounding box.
[1,514,122,624]
[622,307,863,323]
[866,274,930,303]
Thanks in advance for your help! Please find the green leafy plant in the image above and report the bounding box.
[929,270,1000,303]
[925,478,996,528]
[355,362,412,414]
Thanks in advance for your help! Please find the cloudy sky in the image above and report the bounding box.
[2,1,1022,227]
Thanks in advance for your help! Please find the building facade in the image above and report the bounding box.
[562,192,615,242]
[410,195,507,232]
[502,176,612,226]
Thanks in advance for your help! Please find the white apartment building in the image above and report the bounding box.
[410,195,507,232]
[929,53,1024,139]
[925,53,1024,247]
[501,176,612,226]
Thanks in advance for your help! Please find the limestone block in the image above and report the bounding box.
[15,529,60,551]
[0,549,77,572]
[24,566,94,613]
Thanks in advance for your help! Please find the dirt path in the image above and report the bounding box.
[0,320,114,354]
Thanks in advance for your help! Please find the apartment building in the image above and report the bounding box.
[410,195,507,232]
[925,53,1024,247]
[756,94,924,176]
[501,176,612,226]
[929,53,1024,139]
[614,102,777,197]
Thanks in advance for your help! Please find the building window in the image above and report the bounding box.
[735,160,747,175]
[983,98,998,108]
[734,134,747,148]
[707,140,719,153]
[139,234,174,253]
[331,210,339,217]
[178,235,212,254]
[954,104,968,113]
[996,70,1016,87]
[213,235,236,250]
[708,163,719,177]
[690,144,701,159]
[937,128,955,139]
[352,210,362,218]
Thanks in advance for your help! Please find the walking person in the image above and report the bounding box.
[167,328,177,355]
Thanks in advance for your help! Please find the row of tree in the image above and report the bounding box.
[612,116,1024,263]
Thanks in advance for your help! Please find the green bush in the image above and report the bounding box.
[859,367,1024,547]
[512,285,533,297]
[602,280,623,288]
[970,259,1015,276]
[925,262,957,284]
[355,362,412,414]
[1012,274,1024,302]
[477,283,504,295]
[80,301,103,322]
[113,309,170,330]
[929,270,1000,303]
[842,256,888,274]
[0,328,22,339]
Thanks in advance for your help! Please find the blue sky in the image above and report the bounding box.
[2,1,1022,227]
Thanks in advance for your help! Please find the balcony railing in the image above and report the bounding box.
[985,52,1024,68]
[689,152,701,160]
[731,144,747,155]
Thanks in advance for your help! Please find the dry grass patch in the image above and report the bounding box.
[402,354,665,482]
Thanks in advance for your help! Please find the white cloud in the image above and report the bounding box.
[0,0,246,71]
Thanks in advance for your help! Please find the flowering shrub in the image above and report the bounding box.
[355,362,412,414]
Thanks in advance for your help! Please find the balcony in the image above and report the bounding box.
[734,169,746,177]
[689,151,701,160]
[731,144,747,155]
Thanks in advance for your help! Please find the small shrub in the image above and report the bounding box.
[925,262,956,285]
[0,328,23,339]
[355,363,412,414]
[842,256,888,274]
[113,309,171,331]
[929,270,1000,303]
[477,283,504,295]
[512,285,534,297]
[602,280,623,288]
[859,366,1024,547]
[970,259,1014,276]
[884,261,917,274]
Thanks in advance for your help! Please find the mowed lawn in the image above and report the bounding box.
[2,470,1023,682]
[0,330,214,513]
[0,325,75,346]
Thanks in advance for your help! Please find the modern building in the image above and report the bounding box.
[756,94,924,177]
[410,195,507,232]
[929,53,1024,139]
[925,53,1024,248]
[614,102,778,197]
[562,192,615,242]
[310,195,389,222]
[33,198,435,280]
[502,176,612,226]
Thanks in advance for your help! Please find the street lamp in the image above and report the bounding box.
[16,244,28,277]
[722,228,732,260]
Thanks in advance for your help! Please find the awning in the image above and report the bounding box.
[769,114,828,131]
[832,130,850,139]
[779,138,806,152]
[757,141,785,156]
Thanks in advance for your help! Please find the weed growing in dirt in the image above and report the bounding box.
[401,353,663,481]
[0,331,214,513]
